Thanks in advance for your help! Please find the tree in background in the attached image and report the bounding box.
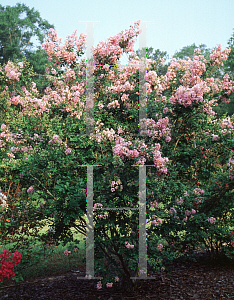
[0,3,54,63]
[173,43,211,61]
[221,29,234,117]
[224,29,234,78]
[0,3,54,93]
[135,46,169,76]
[25,48,53,94]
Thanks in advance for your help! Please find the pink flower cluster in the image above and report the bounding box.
[49,134,63,145]
[145,70,167,95]
[207,217,216,224]
[92,20,141,66]
[93,203,107,218]
[176,197,183,205]
[170,83,204,108]
[106,282,113,288]
[125,241,134,249]
[113,139,139,160]
[107,80,135,94]
[150,200,158,208]
[157,243,163,251]
[166,53,206,87]
[139,116,171,142]
[209,44,231,67]
[0,190,8,210]
[5,62,21,81]
[42,28,87,66]
[97,280,102,289]
[169,207,177,215]
[110,179,123,192]
[27,186,35,193]
[0,124,7,131]
[107,100,120,109]
[185,209,196,217]
[64,249,71,256]
[212,134,220,141]
[113,138,169,174]
[93,203,103,210]
[48,134,72,155]
[219,116,234,130]
[92,122,116,144]
[192,188,205,196]
[151,216,163,226]
[227,158,234,179]
[96,212,108,219]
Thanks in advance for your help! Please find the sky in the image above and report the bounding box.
[1,0,234,65]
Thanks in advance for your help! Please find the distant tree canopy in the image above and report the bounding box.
[0,3,54,93]
[173,43,211,60]
[224,29,234,78]
[134,46,169,76]
[0,3,54,63]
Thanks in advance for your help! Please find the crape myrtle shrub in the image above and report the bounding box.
[0,20,234,289]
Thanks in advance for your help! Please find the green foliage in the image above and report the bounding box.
[25,48,52,94]
[173,43,211,60]
[0,3,54,64]
[135,46,169,76]
[0,23,234,290]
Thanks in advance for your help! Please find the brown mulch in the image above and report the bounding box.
[0,252,234,299]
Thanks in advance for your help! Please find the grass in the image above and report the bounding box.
[0,220,87,283]
[0,217,135,283]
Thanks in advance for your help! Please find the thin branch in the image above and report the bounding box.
[28,172,57,201]
[20,37,31,53]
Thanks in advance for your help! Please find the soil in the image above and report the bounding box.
[0,251,234,300]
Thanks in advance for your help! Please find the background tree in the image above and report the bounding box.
[25,47,53,94]
[224,29,234,78]
[0,3,54,94]
[220,29,234,117]
[135,46,169,76]
[0,3,54,64]
[173,43,211,60]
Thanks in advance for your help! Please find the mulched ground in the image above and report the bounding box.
[0,252,234,300]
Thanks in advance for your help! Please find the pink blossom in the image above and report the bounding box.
[106,282,113,288]
[96,281,102,289]
[27,186,35,193]
[176,197,183,205]
[192,188,205,196]
[5,62,21,81]
[157,243,163,251]
[65,148,72,155]
[207,217,216,224]
[64,249,71,256]
[165,136,171,142]
[212,134,220,141]
[169,207,177,215]
[1,124,7,131]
